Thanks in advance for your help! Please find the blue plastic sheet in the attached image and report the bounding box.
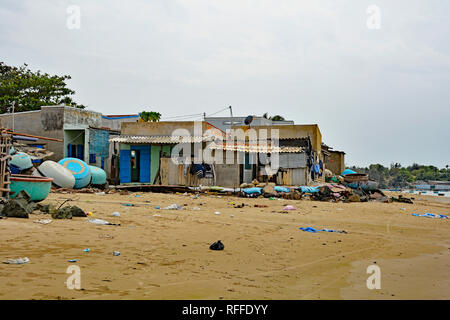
[274,186,290,193]
[242,187,263,195]
[341,169,356,176]
[300,227,347,233]
[298,186,319,193]
[412,213,448,219]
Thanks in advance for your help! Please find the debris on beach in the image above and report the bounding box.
[300,227,348,234]
[113,251,121,256]
[3,257,30,264]
[33,219,52,224]
[283,205,296,211]
[88,218,120,226]
[391,195,414,204]
[209,240,224,251]
[162,204,182,210]
[411,213,448,219]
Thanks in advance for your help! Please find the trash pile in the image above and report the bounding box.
[237,170,414,204]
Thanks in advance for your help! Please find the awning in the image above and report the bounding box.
[109,135,215,144]
[208,142,303,153]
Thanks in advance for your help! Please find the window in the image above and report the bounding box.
[89,154,96,164]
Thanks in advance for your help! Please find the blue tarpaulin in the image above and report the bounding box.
[298,186,319,193]
[341,169,356,176]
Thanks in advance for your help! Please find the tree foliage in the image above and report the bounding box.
[262,113,285,121]
[139,111,161,122]
[347,163,450,188]
[0,62,86,113]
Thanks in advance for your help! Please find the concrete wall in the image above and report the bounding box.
[0,106,107,162]
[121,121,224,137]
[102,115,139,131]
[214,163,240,187]
[326,151,345,175]
[0,108,65,160]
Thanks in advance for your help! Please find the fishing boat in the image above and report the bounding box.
[36,160,76,189]
[10,174,53,202]
[10,152,33,174]
[58,158,91,189]
[88,165,107,186]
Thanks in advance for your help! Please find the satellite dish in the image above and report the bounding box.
[244,115,254,125]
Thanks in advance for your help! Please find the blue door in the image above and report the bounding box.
[120,150,131,183]
[131,145,151,183]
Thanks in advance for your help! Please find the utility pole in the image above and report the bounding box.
[8,101,15,131]
[229,105,233,117]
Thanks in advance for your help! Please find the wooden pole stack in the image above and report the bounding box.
[0,128,13,200]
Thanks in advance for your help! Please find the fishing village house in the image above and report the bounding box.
[0,105,139,178]
[111,120,333,187]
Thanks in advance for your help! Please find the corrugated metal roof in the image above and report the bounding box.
[208,143,303,153]
[109,135,214,144]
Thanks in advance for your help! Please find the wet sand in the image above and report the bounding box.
[0,191,448,300]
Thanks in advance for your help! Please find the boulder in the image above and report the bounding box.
[1,191,36,218]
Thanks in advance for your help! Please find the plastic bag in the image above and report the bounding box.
[209,240,224,250]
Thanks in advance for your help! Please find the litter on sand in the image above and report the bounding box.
[162,204,182,210]
[88,218,120,226]
[300,227,348,234]
[112,212,120,217]
[3,257,30,264]
[68,259,78,263]
[83,248,90,252]
[283,205,296,211]
[33,219,52,224]
[113,251,121,256]
[412,213,448,219]
[209,240,224,250]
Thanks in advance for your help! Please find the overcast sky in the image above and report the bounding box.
[1,0,449,167]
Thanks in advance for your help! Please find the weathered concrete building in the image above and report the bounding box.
[110,121,226,186]
[322,143,345,176]
[0,105,120,175]
[111,121,328,187]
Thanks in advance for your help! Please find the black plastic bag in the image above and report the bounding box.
[209,240,224,251]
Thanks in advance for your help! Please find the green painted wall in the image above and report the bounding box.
[119,143,131,150]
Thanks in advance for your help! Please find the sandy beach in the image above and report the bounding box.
[0,190,448,300]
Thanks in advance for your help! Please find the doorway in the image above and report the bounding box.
[130,149,140,182]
